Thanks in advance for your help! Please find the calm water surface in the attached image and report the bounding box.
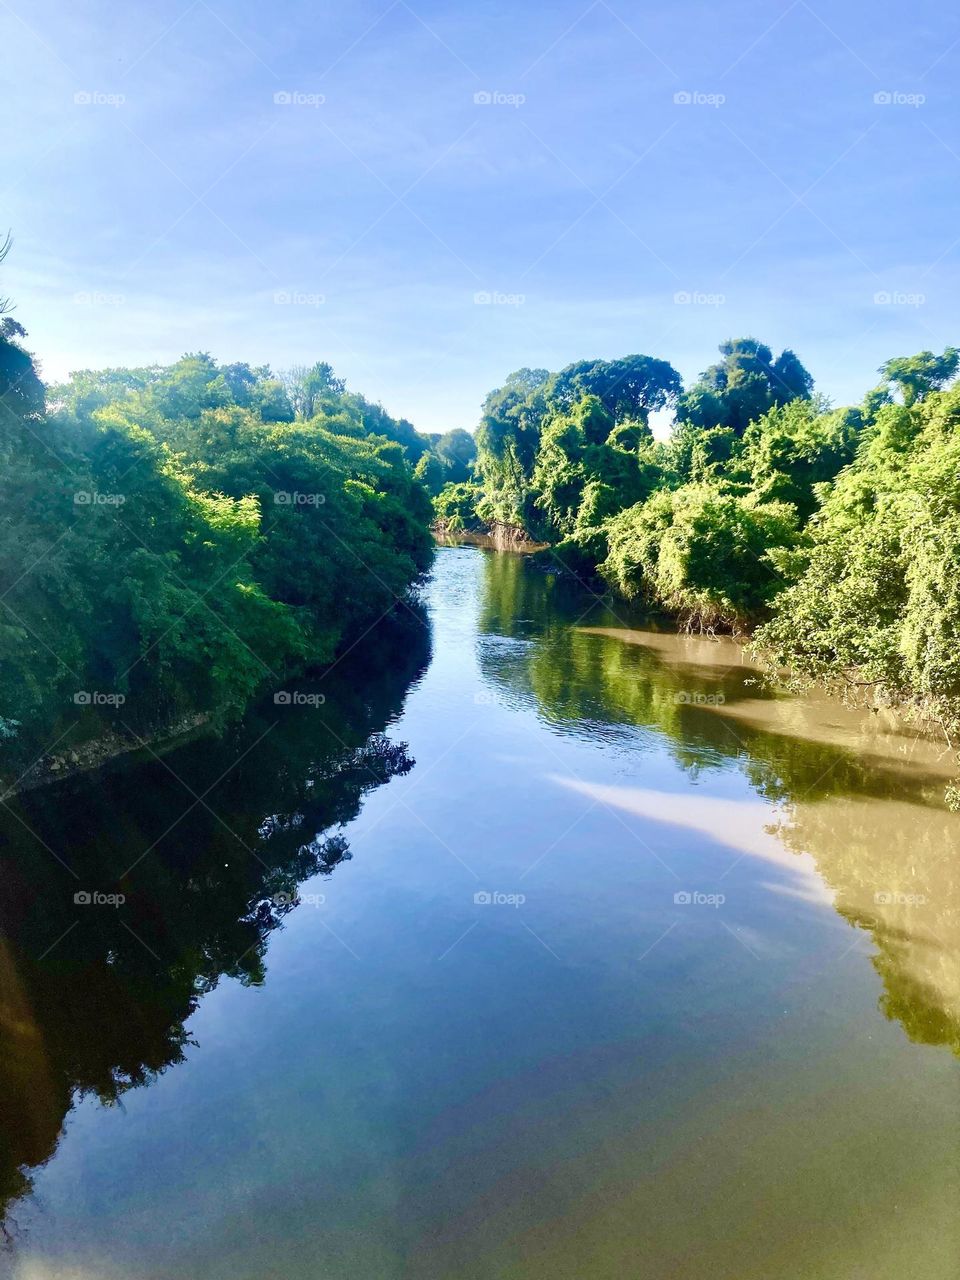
[2,545,959,1279]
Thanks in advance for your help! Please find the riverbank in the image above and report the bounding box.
[432,520,547,551]
[437,533,959,790]
[1,598,431,797]
[6,712,215,794]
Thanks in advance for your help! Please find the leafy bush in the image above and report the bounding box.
[433,481,483,531]
[602,485,800,632]
[756,387,960,732]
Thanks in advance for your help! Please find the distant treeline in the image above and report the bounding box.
[437,340,960,751]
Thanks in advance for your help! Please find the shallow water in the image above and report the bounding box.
[1,545,959,1279]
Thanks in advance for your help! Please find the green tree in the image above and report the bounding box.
[677,339,814,436]
[878,347,959,406]
[432,427,476,482]
[546,354,681,425]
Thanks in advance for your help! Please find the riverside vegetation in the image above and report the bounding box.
[435,341,960,764]
[0,273,448,775]
[3,268,960,1273]
[3,242,960,781]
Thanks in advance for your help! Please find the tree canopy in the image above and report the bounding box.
[0,321,434,764]
[442,336,960,755]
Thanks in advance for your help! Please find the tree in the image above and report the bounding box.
[547,354,681,426]
[0,236,44,421]
[742,398,862,520]
[414,451,447,496]
[282,361,346,419]
[0,318,45,420]
[676,339,814,436]
[878,348,959,406]
[433,428,476,482]
[473,370,551,527]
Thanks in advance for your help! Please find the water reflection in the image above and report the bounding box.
[0,610,430,1231]
[475,550,960,1058]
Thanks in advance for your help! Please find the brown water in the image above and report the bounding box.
[1,545,958,1278]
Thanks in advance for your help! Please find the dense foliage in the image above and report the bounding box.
[756,383,960,738]
[0,318,434,764]
[6,233,960,767]
[452,337,960,741]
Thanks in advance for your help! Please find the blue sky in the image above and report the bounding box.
[2,0,958,433]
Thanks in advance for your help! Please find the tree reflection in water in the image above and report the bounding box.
[476,550,960,1060]
[0,609,430,1232]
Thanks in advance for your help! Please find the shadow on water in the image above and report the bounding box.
[475,550,960,1059]
[0,608,431,1234]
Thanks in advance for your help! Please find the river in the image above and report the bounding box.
[1,544,959,1279]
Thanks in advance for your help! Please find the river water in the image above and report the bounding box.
[2,544,959,1279]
